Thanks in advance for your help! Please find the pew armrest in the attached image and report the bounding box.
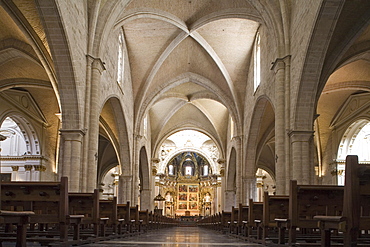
[313,215,346,231]
[275,218,289,227]
[67,214,84,224]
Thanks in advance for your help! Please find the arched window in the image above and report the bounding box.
[253,32,261,91]
[168,164,174,175]
[203,164,209,176]
[117,29,124,85]
[336,120,370,185]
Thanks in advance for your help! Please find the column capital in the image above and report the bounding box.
[271,55,291,73]
[11,166,19,171]
[33,165,46,172]
[59,129,85,141]
[86,54,106,72]
[24,165,33,171]
[288,130,314,142]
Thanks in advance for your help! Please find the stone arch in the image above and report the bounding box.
[100,96,131,175]
[160,147,217,176]
[243,96,274,202]
[97,134,119,185]
[245,96,275,175]
[35,0,81,130]
[155,127,222,171]
[292,1,369,131]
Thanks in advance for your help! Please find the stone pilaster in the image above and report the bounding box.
[11,166,19,181]
[24,165,33,181]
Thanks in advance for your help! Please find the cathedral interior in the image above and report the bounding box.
[0,0,370,218]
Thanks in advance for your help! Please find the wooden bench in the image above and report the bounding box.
[0,210,35,247]
[314,155,370,246]
[262,191,289,244]
[229,206,239,234]
[117,202,130,234]
[138,209,149,232]
[68,189,107,239]
[220,210,232,233]
[237,203,249,237]
[287,180,344,245]
[248,199,263,242]
[99,197,118,236]
[0,177,83,245]
[129,205,139,233]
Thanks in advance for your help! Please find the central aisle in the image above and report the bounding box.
[82,227,265,246]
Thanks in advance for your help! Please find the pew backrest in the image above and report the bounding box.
[1,177,69,224]
[289,180,344,228]
[68,189,99,224]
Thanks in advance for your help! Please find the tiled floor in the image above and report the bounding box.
[82,227,266,247]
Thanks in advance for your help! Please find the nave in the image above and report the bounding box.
[81,227,263,247]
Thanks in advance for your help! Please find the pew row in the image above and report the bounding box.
[314,155,370,247]
[0,177,84,246]
[1,178,178,246]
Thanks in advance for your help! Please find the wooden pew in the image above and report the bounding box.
[220,210,232,233]
[238,203,249,237]
[0,210,35,247]
[99,197,118,236]
[117,202,130,234]
[68,189,107,239]
[230,206,239,234]
[138,209,149,232]
[248,199,263,242]
[129,205,139,233]
[288,180,344,245]
[262,191,289,244]
[315,155,370,246]
[0,177,83,245]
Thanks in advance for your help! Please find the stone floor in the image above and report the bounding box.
[81,227,266,247]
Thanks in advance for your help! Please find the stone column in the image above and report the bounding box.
[242,176,256,204]
[224,190,235,211]
[140,189,152,210]
[271,55,290,195]
[118,175,132,204]
[59,129,85,192]
[85,56,105,192]
[289,130,314,184]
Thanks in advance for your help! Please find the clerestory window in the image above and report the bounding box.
[117,29,124,85]
[254,32,261,91]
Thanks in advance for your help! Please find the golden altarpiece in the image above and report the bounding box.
[156,152,218,217]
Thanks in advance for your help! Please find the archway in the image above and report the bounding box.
[0,116,43,181]
[336,120,370,185]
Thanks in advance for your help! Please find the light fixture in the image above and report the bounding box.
[154,193,165,201]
